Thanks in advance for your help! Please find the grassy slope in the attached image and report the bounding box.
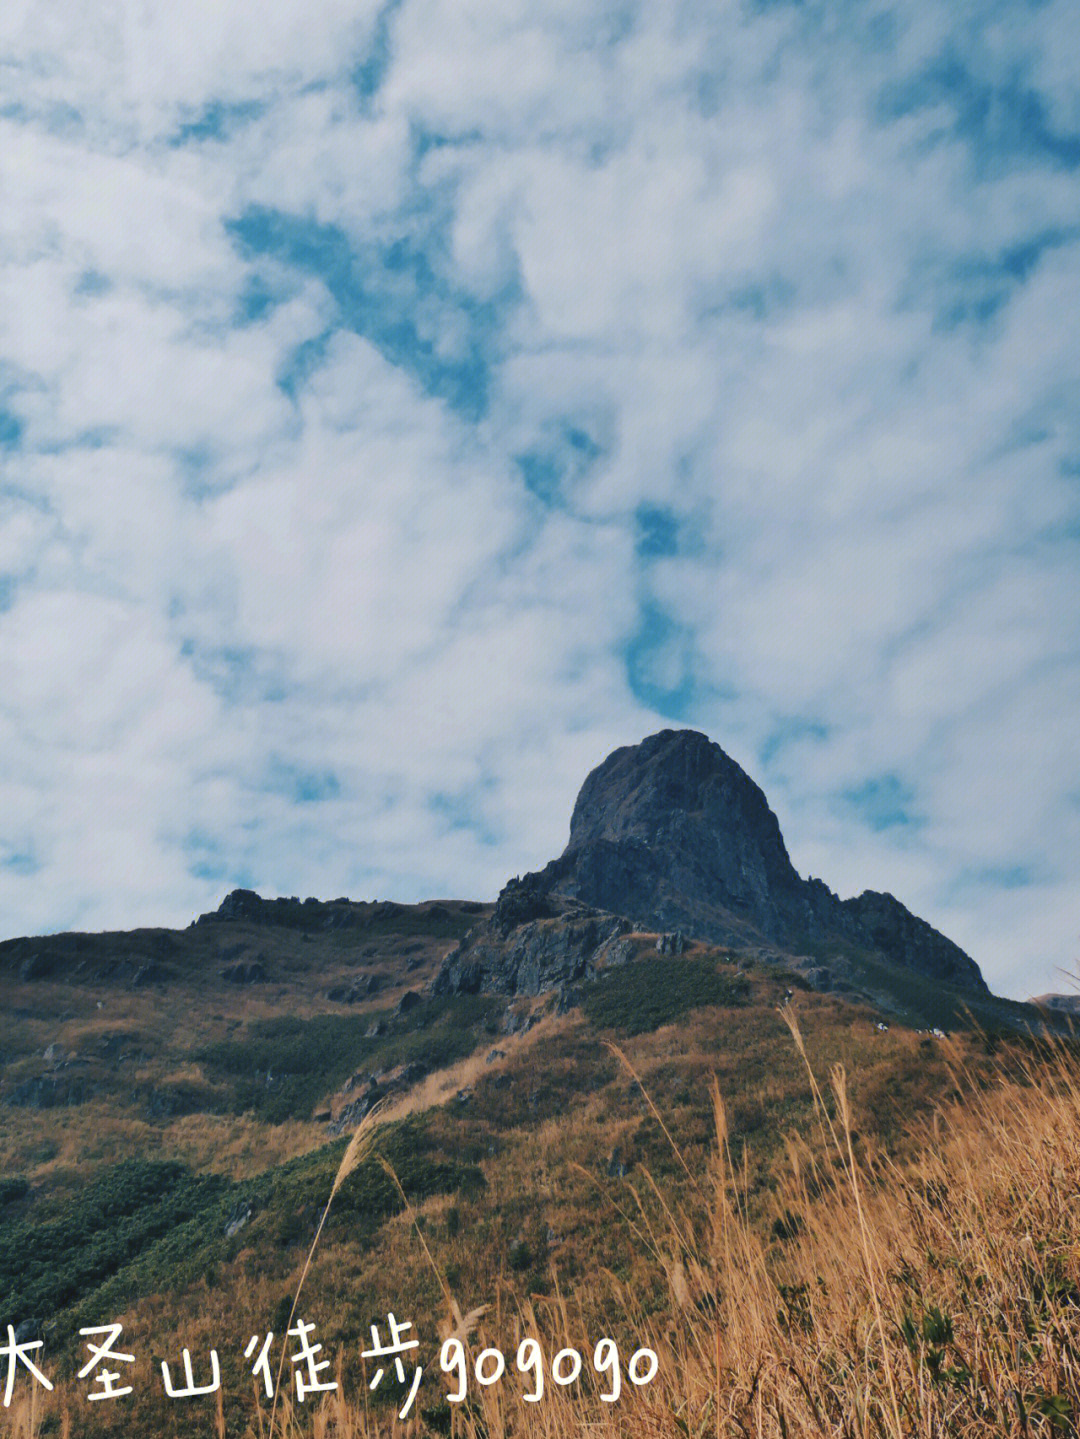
[1,908,1071,1437]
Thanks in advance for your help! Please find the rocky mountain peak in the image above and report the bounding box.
[551,729,811,948]
[567,729,778,852]
[559,729,985,990]
[436,729,988,1004]
[562,728,804,923]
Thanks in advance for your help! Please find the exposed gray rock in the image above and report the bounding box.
[132,962,170,986]
[837,890,984,991]
[6,1075,94,1108]
[445,730,987,999]
[209,888,268,922]
[433,909,629,999]
[799,966,832,992]
[220,960,267,984]
[592,933,635,969]
[329,1092,379,1135]
[327,974,382,1003]
[555,984,579,1014]
[224,1201,253,1237]
[656,931,687,955]
[194,889,430,936]
[145,1083,212,1119]
[1,928,180,985]
[327,1060,427,1134]
[97,1032,139,1062]
[490,872,560,935]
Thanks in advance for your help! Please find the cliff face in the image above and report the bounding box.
[555,729,811,943]
[555,730,984,989]
[435,729,987,999]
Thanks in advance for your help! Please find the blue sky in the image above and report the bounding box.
[1,0,1078,998]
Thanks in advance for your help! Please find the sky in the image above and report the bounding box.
[1,0,1078,1000]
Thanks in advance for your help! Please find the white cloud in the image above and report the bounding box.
[0,0,1077,999]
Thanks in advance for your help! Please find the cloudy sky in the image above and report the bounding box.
[1,1,1078,998]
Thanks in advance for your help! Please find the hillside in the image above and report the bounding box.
[0,731,1071,1439]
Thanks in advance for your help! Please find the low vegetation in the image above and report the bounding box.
[197,996,502,1122]
[4,930,1078,1439]
[583,956,750,1034]
[248,1020,1080,1439]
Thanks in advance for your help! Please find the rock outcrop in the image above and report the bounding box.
[0,929,179,985]
[433,905,629,999]
[433,729,987,1000]
[192,889,469,933]
[836,889,982,989]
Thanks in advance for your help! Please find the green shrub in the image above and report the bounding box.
[197,995,500,1122]
[0,1176,29,1207]
[583,958,750,1035]
[509,1239,532,1271]
[0,1160,230,1320]
[0,1115,484,1329]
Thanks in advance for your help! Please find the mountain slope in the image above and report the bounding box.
[434,730,987,1012]
[0,732,1066,1439]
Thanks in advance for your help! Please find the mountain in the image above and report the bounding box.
[434,729,987,1013]
[0,728,1034,1040]
[0,729,1063,1439]
[1031,993,1080,1013]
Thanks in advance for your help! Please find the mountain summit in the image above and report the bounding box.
[556,730,984,989]
[556,729,816,944]
[436,729,987,1004]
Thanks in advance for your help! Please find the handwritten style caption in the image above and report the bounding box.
[3,1316,658,1418]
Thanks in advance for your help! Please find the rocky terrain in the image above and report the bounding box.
[433,729,988,1012]
[1,729,1048,1117]
[1031,992,1080,1013]
[0,729,1066,1439]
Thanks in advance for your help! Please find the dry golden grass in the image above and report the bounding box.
[580,1016,1080,1439]
[236,1016,1080,1438]
[7,1009,1080,1439]
[369,1011,574,1126]
[0,1103,322,1187]
[157,1111,326,1178]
